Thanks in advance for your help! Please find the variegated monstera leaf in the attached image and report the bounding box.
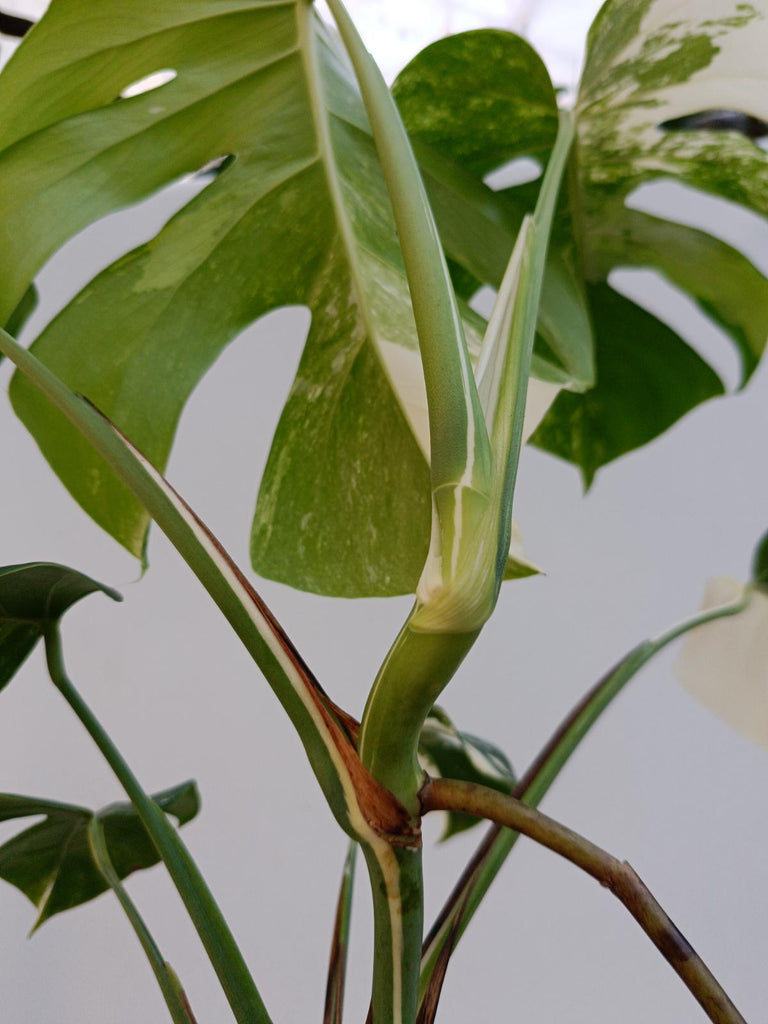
[396,0,768,485]
[0,0,558,599]
[2,0,766,598]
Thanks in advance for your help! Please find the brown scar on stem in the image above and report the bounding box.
[79,396,417,844]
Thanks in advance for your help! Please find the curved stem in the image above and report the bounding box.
[420,595,750,1004]
[87,816,198,1024]
[421,778,747,1024]
[44,625,271,1024]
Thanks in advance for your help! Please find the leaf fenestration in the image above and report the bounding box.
[395,10,768,482]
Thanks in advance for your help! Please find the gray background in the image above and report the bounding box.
[1,3,767,1022]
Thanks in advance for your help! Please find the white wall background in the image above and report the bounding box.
[1,2,767,1023]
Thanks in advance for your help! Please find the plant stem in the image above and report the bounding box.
[361,841,423,1024]
[43,624,271,1024]
[87,816,198,1024]
[419,595,750,1005]
[421,778,747,1024]
[323,841,357,1024]
[360,626,478,814]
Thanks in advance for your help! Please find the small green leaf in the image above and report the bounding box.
[0,781,199,929]
[419,707,515,839]
[752,531,768,590]
[0,562,121,693]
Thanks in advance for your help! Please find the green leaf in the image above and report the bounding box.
[419,707,515,839]
[0,562,121,693]
[1,0,479,598]
[396,12,768,481]
[0,781,199,929]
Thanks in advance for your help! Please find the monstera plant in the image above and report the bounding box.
[0,0,766,1022]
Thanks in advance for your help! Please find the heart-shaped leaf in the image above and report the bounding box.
[0,780,199,929]
[419,707,515,839]
[395,8,768,485]
[0,562,121,693]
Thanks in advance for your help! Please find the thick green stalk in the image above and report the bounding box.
[421,778,746,1024]
[361,843,424,1024]
[87,816,198,1024]
[44,625,270,1024]
[419,595,750,1002]
[360,626,478,812]
[358,115,575,811]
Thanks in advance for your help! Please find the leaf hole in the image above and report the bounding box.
[0,10,34,38]
[609,267,742,391]
[469,284,497,319]
[195,154,236,179]
[167,306,312,541]
[0,815,46,845]
[659,109,768,144]
[17,172,213,344]
[483,156,542,192]
[625,179,768,277]
[119,68,177,100]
